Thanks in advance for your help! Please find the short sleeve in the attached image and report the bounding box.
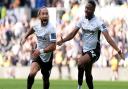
[75,18,82,29]
[99,23,108,32]
[49,26,56,42]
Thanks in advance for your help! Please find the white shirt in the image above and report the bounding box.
[75,16,107,52]
[33,21,56,62]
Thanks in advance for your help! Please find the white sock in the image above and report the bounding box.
[77,85,82,89]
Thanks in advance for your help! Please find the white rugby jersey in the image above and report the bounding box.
[33,21,56,62]
[75,16,107,52]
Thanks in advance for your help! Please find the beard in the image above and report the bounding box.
[41,19,48,26]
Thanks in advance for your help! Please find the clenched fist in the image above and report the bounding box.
[32,49,40,59]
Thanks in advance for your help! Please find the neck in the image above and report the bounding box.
[86,15,94,20]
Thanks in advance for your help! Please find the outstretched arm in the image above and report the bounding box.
[20,28,34,45]
[57,28,79,46]
[102,31,124,59]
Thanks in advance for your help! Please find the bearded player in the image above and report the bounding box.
[21,7,56,89]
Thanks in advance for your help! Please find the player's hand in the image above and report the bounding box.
[118,50,125,60]
[20,38,26,46]
[32,49,40,59]
[57,36,64,46]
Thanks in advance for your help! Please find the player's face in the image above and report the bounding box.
[39,8,49,25]
[85,3,95,18]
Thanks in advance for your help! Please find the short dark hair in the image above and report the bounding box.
[88,0,96,8]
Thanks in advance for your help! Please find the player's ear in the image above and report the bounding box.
[37,9,41,19]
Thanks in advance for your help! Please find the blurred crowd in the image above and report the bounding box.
[0,0,128,72]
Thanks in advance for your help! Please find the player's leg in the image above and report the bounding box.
[77,52,91,89]
[42,69,51,89]
[27,62,40,89]
[84,49,100,89]
[41,54,53,89]
[85,62,93,89]
[77,65,84,89]
[41,62,52,89]
[77,53,91,67]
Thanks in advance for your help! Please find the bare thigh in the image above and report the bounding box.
[29,62,40,76]
[77,53,91,66]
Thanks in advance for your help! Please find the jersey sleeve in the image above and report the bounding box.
[31,19,41,31]
[32,25,36,31]
[75,18,82,29]
[49,26,56,42]
[99,20,108,32]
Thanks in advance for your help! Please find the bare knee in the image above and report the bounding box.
[29,71,37,77]
[78,54,91,66]
[29,62,40,77]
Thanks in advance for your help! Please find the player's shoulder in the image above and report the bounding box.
[47,22,55,28]
[47,22,56,32]
[94,16,105,25]
[46,22,52,28]
[32,19,41,30]
[78,16,85,21]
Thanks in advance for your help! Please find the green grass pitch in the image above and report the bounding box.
[0,79,128,89]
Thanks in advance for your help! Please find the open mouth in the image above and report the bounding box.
[42,18,48,22]
[41,19,48,26]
